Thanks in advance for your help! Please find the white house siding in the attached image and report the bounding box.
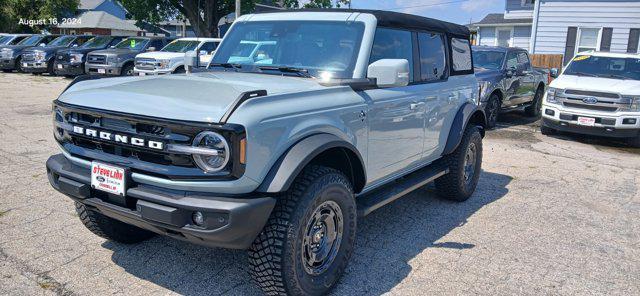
[532,0,640,54]
[513,26,532,49]
[479,27,497,46]
[505,0,535,19]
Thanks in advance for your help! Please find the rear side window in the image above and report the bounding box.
[418,32,446,81]
[200,41,218,54]
[369,28,414,82]
[450,37,472,74]
[517,52,531,69]
[506,52,518,69]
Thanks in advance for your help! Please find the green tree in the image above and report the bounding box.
[118,0,350,37]
[0,0,79,33]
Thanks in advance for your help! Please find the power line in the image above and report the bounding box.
[383,0,469,11]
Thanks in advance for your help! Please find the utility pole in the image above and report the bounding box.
[235,0,241,19]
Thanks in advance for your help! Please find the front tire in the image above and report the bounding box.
[121,63,134,76]
[540,124,556,136]
[435,126,483,202]
[248,165,357,296]
[485,94,501,129]
[75,202,155,244]
[628,135,640,148]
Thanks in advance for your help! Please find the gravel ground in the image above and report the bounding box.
[0,72,639,296]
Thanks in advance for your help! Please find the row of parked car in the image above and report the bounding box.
[0,33,222,77]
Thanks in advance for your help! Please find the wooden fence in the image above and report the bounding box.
[530,54,564,69]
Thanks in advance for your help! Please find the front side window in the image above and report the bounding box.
[418,32,446,81]
[199,41,219,54]
[114,38,150,50]
[212,21,365,79]
[517,52,531,70]
[506,52,518,69]
[451,38,472,72]
[161,40,200,53]
[472,50,505,70]
[577,28,600,54]
[369,28,414,81]
[17,36,43,46]
[564,55,640,80]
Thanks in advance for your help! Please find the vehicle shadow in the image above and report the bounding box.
[493,111,540,130]
[102,170,512,295]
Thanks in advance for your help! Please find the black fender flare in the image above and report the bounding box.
[442,102,486,156]
[256,134,366,193]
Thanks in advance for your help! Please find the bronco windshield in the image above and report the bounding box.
[161,40,200,52]
[211,21,365,78]
[473,50,505,70]
[47,36,75,47]
[80,36,112,49]
[564,55,640,81]
[114,38,149,50]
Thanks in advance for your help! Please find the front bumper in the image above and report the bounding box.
[46,154,276,249]
[542,103,640,138]
[21,61,49,73]
[85,63,121,76]
[0,58,16,70]
[134,68,172,75]
[53,61,85,76]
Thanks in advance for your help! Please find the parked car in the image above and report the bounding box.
[134,37,221,75]
[46,9,485,295]
[0,34,31,46]
[473,46,548,128]
[85,36,171,76]
[21,35,93,75]
[0,35,59,72]
[542,51,640,147]
[226,40,277,64]
[53,36,125,77]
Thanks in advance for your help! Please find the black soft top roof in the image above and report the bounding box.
[259,8,470,38]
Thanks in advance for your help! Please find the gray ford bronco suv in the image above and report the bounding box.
[47,9,485,296]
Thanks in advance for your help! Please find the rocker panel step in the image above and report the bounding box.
[356,164,449,217]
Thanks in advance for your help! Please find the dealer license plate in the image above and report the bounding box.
[91,162,126,196]
[57,64,63,69]
[139,72,146,76]
[23,63,28,67]
[97,68,106,74]
[577,117,596,126]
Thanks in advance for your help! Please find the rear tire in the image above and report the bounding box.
[75,202,155,244]
[47,60,56,76]
[15,56,23,73]
[435,126,483,202]
[248,165,357,296]
[525,86,544,117]
[2,69,11,73]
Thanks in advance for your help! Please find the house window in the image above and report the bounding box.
[496,28,512,47]
[576,27,601,54]
[522,0,535,7]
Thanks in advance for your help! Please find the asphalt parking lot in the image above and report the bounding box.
[0,72,639,296]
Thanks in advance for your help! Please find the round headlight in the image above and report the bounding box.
[192,131,230,173]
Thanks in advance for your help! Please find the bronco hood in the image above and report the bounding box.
[57,72,328,123]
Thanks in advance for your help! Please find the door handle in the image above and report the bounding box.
[410,102,425,110]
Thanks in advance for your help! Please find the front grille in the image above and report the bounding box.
[563,102,619,112]
[87,54,106,64]
[22,53,35,62]
[135,58,156,70]
[564,89,619,99]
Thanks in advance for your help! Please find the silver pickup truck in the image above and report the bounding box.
[47,9,485,295]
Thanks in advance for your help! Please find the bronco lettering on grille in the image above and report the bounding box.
[72,126,164,150]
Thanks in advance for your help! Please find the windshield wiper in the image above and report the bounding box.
[257,66,312,78]
[570,71,597,77]
[210,63,243,71]
[597,74,630,80]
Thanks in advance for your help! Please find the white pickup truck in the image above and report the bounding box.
[542,51,640,147]
[134,37,221,75]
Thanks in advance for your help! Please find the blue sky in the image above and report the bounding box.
[346,0,505,25]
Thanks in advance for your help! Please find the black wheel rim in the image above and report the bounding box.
[463,142,477,186]
[302,200,344,275]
